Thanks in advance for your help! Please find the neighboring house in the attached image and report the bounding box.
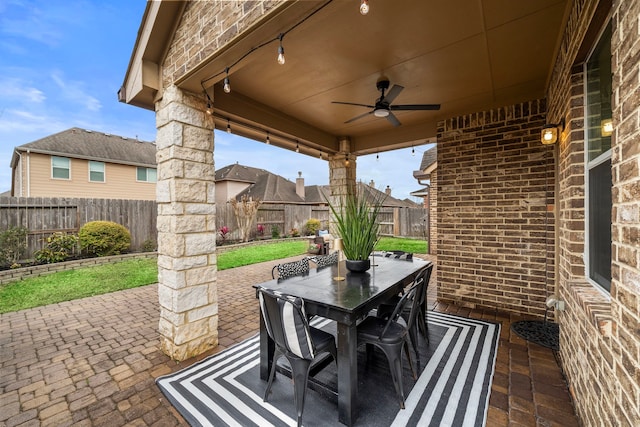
[215,163,413,207]
[10,128,157,200]
[412,147,437,254]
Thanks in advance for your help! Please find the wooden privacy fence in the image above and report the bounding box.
[0,197,157,259]
[0,197,427,259]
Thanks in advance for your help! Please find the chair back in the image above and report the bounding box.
[257,288,316,360]
[311,251,338,268]
[414,264,433,308]
[380,284,417,339]
[272,258,310,280]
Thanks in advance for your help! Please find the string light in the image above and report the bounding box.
[412,146,415,156]
[319,150,323,159]
[360,0,369,15]
[223,67,231,93]
[206,100,213,115]
[277,33,285,65]
[295,141,300,153]
[345,153,350,166]
[376,152,379,161]
[266,131,270,144]
[226,119,231,133]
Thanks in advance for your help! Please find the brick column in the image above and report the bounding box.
[155,85,218,361]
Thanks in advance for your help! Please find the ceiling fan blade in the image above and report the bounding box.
[390,104,441,111]
[344,110,374,124]
[332,101,375,108]
[382,84,404,104]
[386,112,401,127]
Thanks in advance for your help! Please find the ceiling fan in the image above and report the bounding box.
[332,78,440,127]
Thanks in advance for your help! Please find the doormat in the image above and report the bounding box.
[511,320,559,351]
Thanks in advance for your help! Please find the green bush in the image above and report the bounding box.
[78,221,131,257]
[34,232,79,264]
[141,239,157,252]
[0,226,28,266]
[271,225,280,239]
[304,218,321,236]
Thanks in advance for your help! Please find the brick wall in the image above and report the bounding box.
[545,0,640,424]
[429,169,438,255]
[436,100,556,317]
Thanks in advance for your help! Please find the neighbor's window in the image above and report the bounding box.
[89,161,105,182]
[52,156,70,179]
[137,167,157,183]
[585,21,612,292]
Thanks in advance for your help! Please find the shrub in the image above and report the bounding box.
[289,228,300,237]
[271,225,280,239]
[141,239,157,252]
[304,218,321,236]
[34,232,79,264]
[0,226,28,266]
[78,221,131,257]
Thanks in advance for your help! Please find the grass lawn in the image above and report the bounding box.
[0,237,426,313]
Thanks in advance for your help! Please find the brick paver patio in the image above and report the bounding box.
[0,255,578,426]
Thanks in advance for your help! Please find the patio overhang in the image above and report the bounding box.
[121,0,570,158]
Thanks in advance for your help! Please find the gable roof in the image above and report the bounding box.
[11,128,156,168]
[413,146,437,180]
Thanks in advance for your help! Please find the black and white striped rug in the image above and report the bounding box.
[157,312,500,427]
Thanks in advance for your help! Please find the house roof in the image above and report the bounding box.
[413,146,437,180]
[11,128,156,168]
[218,163,414,207]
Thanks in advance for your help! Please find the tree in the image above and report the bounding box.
[230,195,262,243]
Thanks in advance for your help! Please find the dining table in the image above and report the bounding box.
[254,254,431,426]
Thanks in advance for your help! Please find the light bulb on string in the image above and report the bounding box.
[206,101,212,115]
[360,0,369,15]
[319,151,323,159]
[223,68,231,93]
[277,34,285,65]
[266,131,270,144]
[226,119,231,133]
[295,141,300,153]
[376,152,379,161]
[412,146,415,156]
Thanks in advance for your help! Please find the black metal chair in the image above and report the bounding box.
[257,287,338,427]
[308,251,339,268]
[356,281,422,409]
[377,264,433,367]
[271,258,310,280]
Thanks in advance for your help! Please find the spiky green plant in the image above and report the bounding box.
[327,189,386,261]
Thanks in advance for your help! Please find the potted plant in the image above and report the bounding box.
[327,188,386,272]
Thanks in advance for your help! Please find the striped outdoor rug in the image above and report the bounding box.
[157,312,500,427]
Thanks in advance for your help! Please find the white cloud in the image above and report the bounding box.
[51,71,101,112]
[0,77,45,103]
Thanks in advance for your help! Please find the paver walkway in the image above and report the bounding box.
[0,255,578,426]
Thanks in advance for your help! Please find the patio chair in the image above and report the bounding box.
[357,281,422,409]
[377,264,433,368]
[257,287,338,427]
[309,251,339,268]
[271,258,310,280]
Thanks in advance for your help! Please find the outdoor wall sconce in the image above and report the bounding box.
[601,118,613,137]
[541,119,565,145]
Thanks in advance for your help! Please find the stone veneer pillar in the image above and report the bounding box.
[155,85,218,361]
[327,137,356,234]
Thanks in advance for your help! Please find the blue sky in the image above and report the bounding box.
[0,0,430,201]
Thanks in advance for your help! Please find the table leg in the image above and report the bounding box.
[337,321,357,426]
[259,309,274,380]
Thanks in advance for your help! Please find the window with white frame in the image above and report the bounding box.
[89,161,105,182]
[585,21,612,292]
[136,167,157,183]
[52,156,70,179]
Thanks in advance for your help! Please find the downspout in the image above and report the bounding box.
[26,149,31,197]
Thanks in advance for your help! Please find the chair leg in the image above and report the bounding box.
[403,339,417,381]
[376,343,406,409]
[264,348,282,401]
[288,357,313,427]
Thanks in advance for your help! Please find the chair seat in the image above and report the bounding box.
[357,316,406,344]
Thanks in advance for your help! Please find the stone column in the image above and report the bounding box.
[327,137,357,234]
[155,85,218,361]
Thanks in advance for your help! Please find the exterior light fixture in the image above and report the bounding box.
[601,118,613,137]
[541,119,565,145]
[223,68,231,93]
[360,0,369,15]
[277,34,285,65]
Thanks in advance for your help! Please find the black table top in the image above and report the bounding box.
[255,256,430,317]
